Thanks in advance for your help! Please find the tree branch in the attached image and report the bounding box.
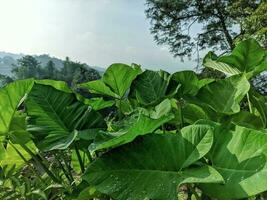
[216,8,235,50]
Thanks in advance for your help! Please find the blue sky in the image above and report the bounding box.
[0,0,202,72]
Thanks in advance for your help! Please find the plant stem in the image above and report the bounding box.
[74,144,85,173]
[62,151,75,185]
[15,141,61,183]
[118,99,123,120]
[179,99,184,128]
[53,152,72,184]
[9,142,44,184]
[85,150,92,163]
[246,93,253,113]
[188,185,201,200]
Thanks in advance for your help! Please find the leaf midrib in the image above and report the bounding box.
[33,91,68,132]
[214,166,266,173]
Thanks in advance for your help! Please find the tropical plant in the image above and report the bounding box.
[0,39,267,200]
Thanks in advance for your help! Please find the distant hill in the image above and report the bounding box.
[0,51,105,76]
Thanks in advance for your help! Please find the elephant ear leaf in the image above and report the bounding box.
[203,51,241,75]
[171,70,213,96]
[103,63,142,97]
[26,83,106,151]
[250,90,267,128]
[79,80,119,98]
[89,113,174,153]
[0,79,34,160]
[79,63,141,98]
[0,79,34,135]
[200,124,267,200]
[203,39,267,78]
[83,124,223,200]
[197,74,250,114]
[130,70,172,106]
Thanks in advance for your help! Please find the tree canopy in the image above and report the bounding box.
[145,0,267,58]
[0,55,101,88]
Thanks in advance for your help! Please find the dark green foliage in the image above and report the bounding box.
[60,57,100,86]
[12,55,42,79]
[10,56,100,87]
[145,0,266,57]
[0,74,13,87]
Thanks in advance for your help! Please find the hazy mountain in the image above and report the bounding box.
[0,51,105,76]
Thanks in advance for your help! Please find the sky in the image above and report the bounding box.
[0,0,200,72]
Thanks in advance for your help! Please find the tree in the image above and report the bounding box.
[145,0,266,58]
[252,74,267,95]
[0,74,13,87]
[10,55,101,86]
[45,60,56,79]
[236,2,267,48]
[12,55,41,79]
[61,57,101,86]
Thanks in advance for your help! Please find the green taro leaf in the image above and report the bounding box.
[197,74,250,114]
[115,99,133,115]
[89,113,174,153]
[80,80,119,98]
[250,90,267,128]
[171,70,213,96]
[8,112,31,144]
[26,83,106,151]
[139,99,172,119]
[77,186,100,200]
[199,123,267,199]
[130,70,172,105]
[0,79,34,135]
[231,111,265,129]
[35,79,73,93]
[83,97,115,111]
[80,63,141,98]
[103,63,142,97]
[0,140,5,161]
[203,39,267,78]
[203,51,241,75]
[149,98,172,119]
[0,141,36,169]
[183,103,209,124]
[84,126,222,200]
